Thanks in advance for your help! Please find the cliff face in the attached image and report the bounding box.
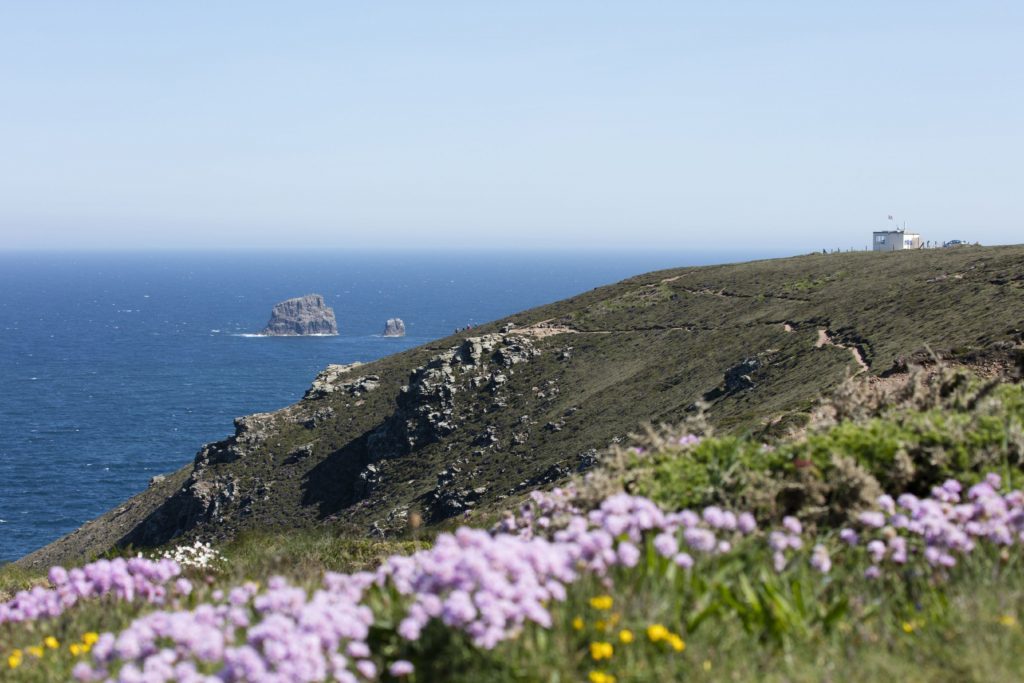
[262,294,338,336]
[19,246,1024,568]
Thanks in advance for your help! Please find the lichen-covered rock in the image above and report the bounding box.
[261,294,338,336]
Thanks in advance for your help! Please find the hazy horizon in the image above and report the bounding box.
[2,2,1020,251]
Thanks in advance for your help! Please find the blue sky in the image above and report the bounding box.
[0,1,1020,250]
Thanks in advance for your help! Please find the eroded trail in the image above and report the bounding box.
[816,328,870,372]
[514,320,579,338]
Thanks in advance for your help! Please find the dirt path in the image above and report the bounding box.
[816,328,869,372]
[515,319,707,337]
[516,312,816,340]
[517,324,578,338]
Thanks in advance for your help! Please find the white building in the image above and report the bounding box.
[873,229,922,251]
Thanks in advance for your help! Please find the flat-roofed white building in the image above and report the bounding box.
[873,230,922,251]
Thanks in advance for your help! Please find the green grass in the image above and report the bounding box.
[0,565,40,603]
[218,529,431,584]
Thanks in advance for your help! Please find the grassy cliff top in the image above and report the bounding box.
[18,245,1024,568]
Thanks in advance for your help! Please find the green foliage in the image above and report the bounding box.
[220,529,429,583]
[637,437,786,512]
[625,370,1024,525]
[0,565,39,603]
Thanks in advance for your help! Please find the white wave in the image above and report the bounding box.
[233,333,338,338]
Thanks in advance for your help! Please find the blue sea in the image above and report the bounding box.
[0,249,772,562]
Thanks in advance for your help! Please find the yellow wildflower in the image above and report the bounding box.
[83,632,100,646]
[595,619,607,631]
[7,650,22,669]
[588,672,616,683]
[590,641,614,661]
[647,624,669,642]
[901,621,915,634]
[27,646,44,658]
[70,643,84,656]
[44,636,59,649]
[999,614,1018,628]
[618,629,634,644]
[668,634,686,652]
[589,595,614,611]
[572,616,585,631]
[703,660,712,671]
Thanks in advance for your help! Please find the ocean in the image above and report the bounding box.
[0,249,772,562]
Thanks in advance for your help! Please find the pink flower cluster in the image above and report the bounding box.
[13,472,1022,682]
[494,486,580,538]
[74,575,377,683]
[842,473,1024,578]
[382,529,576,649]
[0,557,185,625]
[68,494,764,680]
[385,493,763,651]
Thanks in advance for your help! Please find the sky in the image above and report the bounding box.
[0,1,1021,251]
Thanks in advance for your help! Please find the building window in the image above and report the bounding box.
[875,235,886,243]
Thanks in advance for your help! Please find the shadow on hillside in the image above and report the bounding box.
[301,431,376,519]
[117,486,206,550]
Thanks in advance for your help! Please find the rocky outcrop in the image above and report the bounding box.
[431,482,488,520]
[383,318,406,337]
[262,294,338,336]
[724,358,761,393]
[702,354,775,403]
[366,334,540,461]
[304,363,379,400]
[118,411,281,547]
[116,331,544,547]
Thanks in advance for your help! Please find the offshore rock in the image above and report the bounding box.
[383,318,406,337]
[261,294,338,336]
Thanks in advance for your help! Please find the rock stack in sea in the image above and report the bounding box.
[383,318,406,337]
[261,294,338,336]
